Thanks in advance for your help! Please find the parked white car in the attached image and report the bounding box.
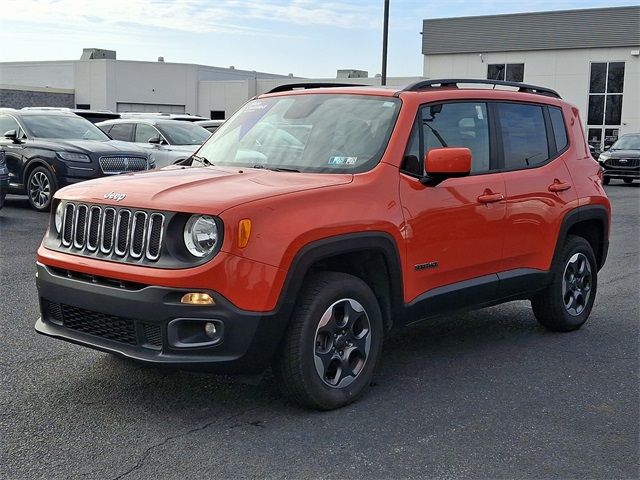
[96,118,210,167]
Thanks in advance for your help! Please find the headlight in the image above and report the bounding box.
[183,215,219,257]
[54,203,64,233]
[148,154,156,169]
[57,152,91,163]
[598,153,610,162]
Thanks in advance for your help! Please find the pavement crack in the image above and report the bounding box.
[110,406,264,480]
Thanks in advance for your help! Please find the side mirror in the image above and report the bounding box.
[420,147,472,185]
[148,135,162,144]
[3,130,21,143]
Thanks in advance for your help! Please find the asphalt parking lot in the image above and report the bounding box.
[1,184,638,480]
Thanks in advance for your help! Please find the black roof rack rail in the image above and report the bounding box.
[399,78,561,99]
[267,82,367,94]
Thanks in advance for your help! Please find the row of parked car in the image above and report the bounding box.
[0,108,223,211]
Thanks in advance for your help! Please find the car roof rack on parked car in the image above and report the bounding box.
[267,83,367,93]
[399,78,561,99]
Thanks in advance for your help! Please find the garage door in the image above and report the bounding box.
[116,103,185,114]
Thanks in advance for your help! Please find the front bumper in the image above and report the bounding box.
[35,262,288,373]
[601,162,640,179]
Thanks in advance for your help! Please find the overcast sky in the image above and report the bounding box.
[1,1,636,78]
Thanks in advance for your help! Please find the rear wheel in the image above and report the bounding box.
[532,235,597,332]
[27,166,56,212]
[273,272,383,410]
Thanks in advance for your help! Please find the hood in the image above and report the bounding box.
[604,149,640,159]
[34,139,148,156]
[54,165,353,214]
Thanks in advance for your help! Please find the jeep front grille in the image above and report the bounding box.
[59,203,165,262]
[99,156,149,175]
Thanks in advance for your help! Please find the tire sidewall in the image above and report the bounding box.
[296,275,383,408]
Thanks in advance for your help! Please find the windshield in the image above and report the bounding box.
[610,134,640,151]
[194,94,401,173]
[156,122,211,145]
[22,115,110,141]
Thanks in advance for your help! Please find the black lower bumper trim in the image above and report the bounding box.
[35,263,288,373]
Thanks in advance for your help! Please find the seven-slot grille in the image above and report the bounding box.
[61,203,164,261]
[99,156,149,174]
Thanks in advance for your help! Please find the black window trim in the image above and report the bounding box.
[548,106,571,158]
[400,98,571,178]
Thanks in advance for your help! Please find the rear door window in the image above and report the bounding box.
[497,103,549,169]
[107,123,134,142]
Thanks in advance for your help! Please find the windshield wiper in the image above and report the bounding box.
[251,164,300,173]
[191,154,213,166]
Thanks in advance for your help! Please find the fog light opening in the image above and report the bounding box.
[181,292,215,305]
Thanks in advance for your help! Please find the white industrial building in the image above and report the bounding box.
[1,5,638,151]
[422,6,640,150]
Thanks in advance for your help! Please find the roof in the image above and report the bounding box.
[422,6,640,55]
[0,108,78,117]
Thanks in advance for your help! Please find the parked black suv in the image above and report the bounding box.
[0,109,154,211]
[0,151,8,210]
[598,133,640,185]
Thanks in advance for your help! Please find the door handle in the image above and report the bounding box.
[477,192,504,204]
[548,181,572,192]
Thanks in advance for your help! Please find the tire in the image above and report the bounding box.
[602,176,610,185]
[27,166,56,212]
[273,272,383,410]
[0,192,5,210]
[531,235,598,332]
[623,178,633,184]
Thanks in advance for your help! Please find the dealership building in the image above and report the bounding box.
[422,6,640,150]
[1,6,638,149]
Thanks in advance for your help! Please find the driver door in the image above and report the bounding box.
[399,102,507,309]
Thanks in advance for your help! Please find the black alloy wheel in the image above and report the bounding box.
[27,166,56,212]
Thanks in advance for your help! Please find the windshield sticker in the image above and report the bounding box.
[329,156,357,165]
[476,105,484,120]
[238,101,275,140]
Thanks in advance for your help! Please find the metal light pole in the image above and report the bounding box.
[381,0,389,86]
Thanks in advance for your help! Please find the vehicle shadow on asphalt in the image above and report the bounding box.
[49,303,557,416]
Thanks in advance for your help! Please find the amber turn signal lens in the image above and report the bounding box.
[238,219,252,248]
[180,292,215,305]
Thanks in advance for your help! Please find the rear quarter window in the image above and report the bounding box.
[549,107,569,152]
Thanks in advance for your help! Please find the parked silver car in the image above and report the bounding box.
[96,118,210,167]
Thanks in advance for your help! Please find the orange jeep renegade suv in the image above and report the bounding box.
[35,80,610,409]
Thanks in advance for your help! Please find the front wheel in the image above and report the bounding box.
[273,272,383,410]
[602,176,610,185]
[623,178,634,184]
[531,235,598,332]
[27,166,56,211]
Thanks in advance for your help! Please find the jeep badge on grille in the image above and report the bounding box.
[104,192,126,201]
